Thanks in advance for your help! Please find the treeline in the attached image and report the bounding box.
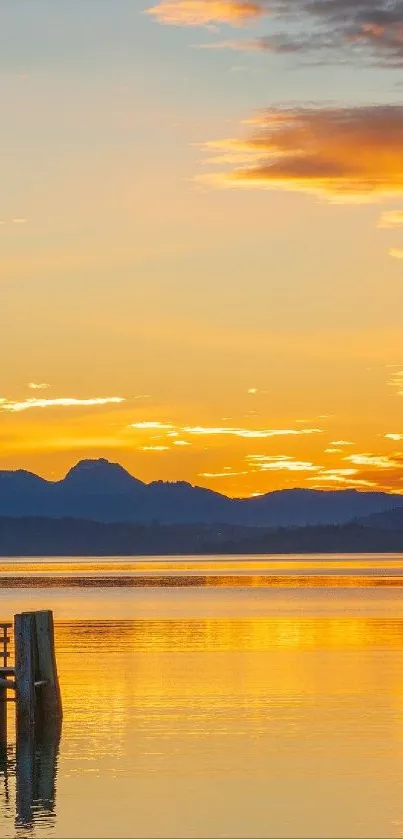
[0,516,402,556]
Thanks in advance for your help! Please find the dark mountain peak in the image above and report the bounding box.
[0,468,49,487]
[62,459,145,492]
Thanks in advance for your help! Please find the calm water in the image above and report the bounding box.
[2,555,403,838]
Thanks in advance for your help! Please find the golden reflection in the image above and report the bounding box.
[2,555,403,576]
[3,612,403,837]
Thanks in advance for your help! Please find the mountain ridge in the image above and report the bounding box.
[0,458,402,527]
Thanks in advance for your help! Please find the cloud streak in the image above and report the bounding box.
[0,397,125,413]
[146,1,267,26]
[247,454,319,471]
[149,0,403,68]
[200,105,403,200]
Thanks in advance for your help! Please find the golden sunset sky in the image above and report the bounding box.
[1,0,403,496]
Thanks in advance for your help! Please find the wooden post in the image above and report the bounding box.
[0,623,11,746]
[34,611,62,721]
[0,684,5,747]
[14,613,36,736]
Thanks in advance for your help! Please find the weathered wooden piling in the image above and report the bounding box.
[14,613,36,735]
[14,610,62,736]
[34,611,62,721]
[0,623,12,744]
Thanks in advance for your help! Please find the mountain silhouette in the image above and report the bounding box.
[0,458,402,527]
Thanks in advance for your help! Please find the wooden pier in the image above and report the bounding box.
[0,610,62,741]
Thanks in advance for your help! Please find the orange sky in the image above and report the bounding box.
[1,0,403,496]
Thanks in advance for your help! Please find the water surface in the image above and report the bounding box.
[1,555,403,838]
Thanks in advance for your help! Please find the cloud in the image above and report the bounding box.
[247,454,319,471]
[199,105,403,201]
[173,440,191,446]
[345,453,402,469]
[0,396,125,413]
[149,0,403,68]
[385,433,403,441]
[130,421,322,439]
[199,470,249,477]
[139,446,170,451]
[309,471,377,488]
[389,247,403,259]
[389,370,403,395]
[146,1,268,27]
[183,425,322,438]
[27,382,50,390]
[12,218,27,224]
[378,210,403,228]
[331,440,354,446]
[131,421,174,430]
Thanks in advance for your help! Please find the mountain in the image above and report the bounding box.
[0,458,402,527]
[357,506,403,532]
[0,516,402,556]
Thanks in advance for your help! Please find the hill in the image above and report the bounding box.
[0,458,402,527]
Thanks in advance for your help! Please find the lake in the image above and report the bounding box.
[1,555,403,838]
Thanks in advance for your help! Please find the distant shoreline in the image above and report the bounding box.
[1,573,403,588]
[1,513,403,555]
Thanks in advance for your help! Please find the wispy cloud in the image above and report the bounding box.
[389,247,403,259]
[149,0,403,69]
[139,445,170,451]
[309,469,376,488]
[183,425,322,438]
[388,370,403,395]
[247,454,319,471]
[199,470,249,477]
[0,396,125,413]
[385,433,403,441]
[331,440,354,446]
[130,421,322,439]
[131,421,174,430]
[146,1,267,27]
[345,453,402,469]
[27,382,50,391]
[199,105,403,201]
[378,210,403,228]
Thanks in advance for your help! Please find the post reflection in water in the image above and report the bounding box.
[15,722,61,830]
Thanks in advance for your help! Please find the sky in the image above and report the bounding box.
[1,0,403,497]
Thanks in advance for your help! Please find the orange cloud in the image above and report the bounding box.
[130,421,323,439]
[389,370,403,395]
[247,455,319,472]
[345,453,402,469]
[378,210,403,228]
[149,0,403,69]
[199,105,403,200]
[389,247,403,259]
[0,396,125,413]
[146,0,266,26]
